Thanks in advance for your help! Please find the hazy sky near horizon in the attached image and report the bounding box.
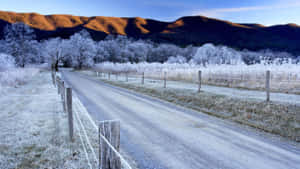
[1,0,300,25]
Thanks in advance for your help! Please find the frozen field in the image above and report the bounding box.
[0,71,99,168]
[94,62,300,94]
[0,68,40,95]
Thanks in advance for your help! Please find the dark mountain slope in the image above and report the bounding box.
[0,11,299,54]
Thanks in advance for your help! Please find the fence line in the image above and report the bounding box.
[73,88,132,169]
[51,70,132,169]
[75,94,132,169]
[73,103,98,163]
[74,114,94,169]
[95,70,281,102]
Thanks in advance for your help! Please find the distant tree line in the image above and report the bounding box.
[0,23,299,69]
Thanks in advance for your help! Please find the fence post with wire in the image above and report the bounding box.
[99,120,121,169]
[53,72,132,169]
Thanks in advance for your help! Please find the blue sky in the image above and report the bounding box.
[1,0,300,25]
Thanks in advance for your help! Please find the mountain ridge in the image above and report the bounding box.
[0,10,300,55]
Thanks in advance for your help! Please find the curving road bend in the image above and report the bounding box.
[62,71,300,169]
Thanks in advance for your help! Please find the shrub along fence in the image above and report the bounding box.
[51,70,132,169]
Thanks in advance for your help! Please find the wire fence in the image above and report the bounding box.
[52,70,132,169]
[92,69,300,103]
[93,69,300,95]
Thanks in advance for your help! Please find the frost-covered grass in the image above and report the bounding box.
[0,68,40,86]
[0,71,99,168]
[94,62,300,94]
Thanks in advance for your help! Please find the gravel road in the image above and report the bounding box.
[63,71,300,169]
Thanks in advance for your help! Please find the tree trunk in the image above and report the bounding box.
[55,60,59,72]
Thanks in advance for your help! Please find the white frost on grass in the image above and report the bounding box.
[94,62,300,94]
[0,68,40,95]
[72,90,134,169]
[0,71,99,168]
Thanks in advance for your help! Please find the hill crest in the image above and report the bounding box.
[0,10,300,54]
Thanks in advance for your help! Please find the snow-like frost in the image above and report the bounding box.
[94,62,300,93]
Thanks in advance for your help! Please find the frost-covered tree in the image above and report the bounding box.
[2,25,297,68]
[126,41,151,63]
[94,41,108,63]
[69,30,96,69]
[29,40,44,64]
[180,45,197,61]
[149,44,180,63]
[4,23,37,67]
[100,38,123,62]
[191,44,242,65]
[0,40,6,53]
[167,55,187,64]
[190,44,214,65]
[240,49,261,65]
[43,38,64,70]
[43,38,76,70]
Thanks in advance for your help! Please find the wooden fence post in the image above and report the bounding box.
[66,87,73,141]
[266,70,270,102]
[61,81,64,100]
[108,73,111,80]
[198,70,202,93]
[61,81,66,112]
[126,73,128,82]
[142,72,145,85]
[164,72,167,88]
[51,71,56,87]
[116,73,118,80]
[57,77,61,94]
[99,121,121,169]
[54,72,57,87]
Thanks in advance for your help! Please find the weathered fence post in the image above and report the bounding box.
[66,87,73,141]
[97,72,99,77]
[164,72,167,88]
[99,121,121,169]
[126,73,128,82]
[116,73,118,80]
[142,72,145,85]
[51,71,56,87]
[266,70,270,102]
[61,81,64,100]
[61,81,66,112]
[108,72,111,80]
[198,70,202,93]
[57,77,61,94]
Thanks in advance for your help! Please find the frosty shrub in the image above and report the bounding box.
[167,55,187,64]
[0,68,40,87]
[0,53,15,71]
